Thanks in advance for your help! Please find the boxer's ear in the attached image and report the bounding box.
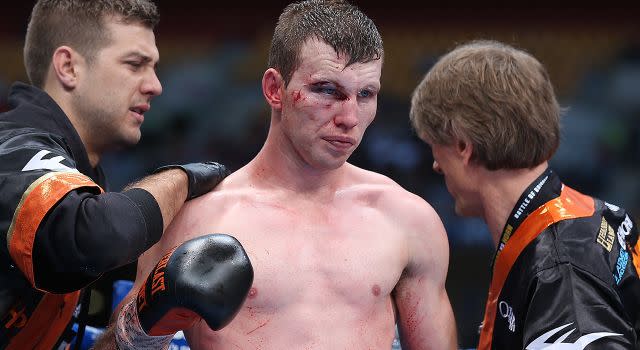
[262,68,284,110]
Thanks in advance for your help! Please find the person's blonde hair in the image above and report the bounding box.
[410,40,561,170]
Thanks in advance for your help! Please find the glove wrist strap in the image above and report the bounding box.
[115,299,173,350]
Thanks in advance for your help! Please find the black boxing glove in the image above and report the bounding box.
[115,234,253,349]
[155,161,230,200]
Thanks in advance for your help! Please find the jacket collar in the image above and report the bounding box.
[5,82,105,186]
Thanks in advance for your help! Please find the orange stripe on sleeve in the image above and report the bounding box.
[6,171,103,288]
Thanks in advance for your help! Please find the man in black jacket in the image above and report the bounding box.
[0,1,250,348]
[410,40,640,349]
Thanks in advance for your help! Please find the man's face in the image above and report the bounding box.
[73,18,161,151]
[430,141,482,217]
[278,38,382,171]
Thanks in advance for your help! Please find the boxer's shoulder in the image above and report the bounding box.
[185,173,258,207]
[344,165,433,213]
[340,179,441,254]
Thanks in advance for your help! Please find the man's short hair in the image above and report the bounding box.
[410,40,562,170]
[24,0,159,88]
[268,0,383,86]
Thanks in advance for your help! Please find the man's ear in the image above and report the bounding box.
[457,138,474,166]
[50,46,81,90]
[262,68,284,110]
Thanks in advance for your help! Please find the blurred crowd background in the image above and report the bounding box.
[2,2,639,347]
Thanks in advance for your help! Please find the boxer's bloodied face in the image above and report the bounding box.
[73,17,161,150]
[279,38,382,170]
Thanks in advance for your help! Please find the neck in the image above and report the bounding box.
[247,127,346,197]
[478,162,549,246]
[45,85,101,167]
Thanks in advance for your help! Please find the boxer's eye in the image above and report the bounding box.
[319,87,336,95]
[310,82,350,101]
[311,83,337,96]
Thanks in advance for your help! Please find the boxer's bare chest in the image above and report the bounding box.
[196,192,406,310]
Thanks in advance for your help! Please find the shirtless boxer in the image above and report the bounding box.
[100,1,457,349]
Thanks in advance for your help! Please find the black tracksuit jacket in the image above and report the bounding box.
[0,83,162,348]
[479,169,640,350]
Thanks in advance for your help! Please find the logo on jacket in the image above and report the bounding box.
[525,323,622,349]
[604,202,620,212]
[616,214,633,248]
[615,250,629,284]
[613,214,633,284]
[498,301,516,332]
[22,150,72,172]
[596,217,614,252]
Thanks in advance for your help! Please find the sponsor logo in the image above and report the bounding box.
[603,203,633,284]
[596,218,614,252]
[151,250,172,296]
[498,301,516,332]
[605,202,620,212]
[137,247,176,313]
[525,323,622,349]
[616,214,633,248]
[514,175,549,219]
[500,225,514,250]
[615,250,629,284]
[22,150,72,172]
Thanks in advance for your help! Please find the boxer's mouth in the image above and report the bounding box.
[324,135,356,150]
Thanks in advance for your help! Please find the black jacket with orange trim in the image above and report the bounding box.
[0,83,163,348]
[479,170,640,350]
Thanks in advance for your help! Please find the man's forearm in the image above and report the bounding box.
[127,161,230,230]
[125,168,187,231]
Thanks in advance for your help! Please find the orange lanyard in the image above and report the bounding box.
[477,185,595,350]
